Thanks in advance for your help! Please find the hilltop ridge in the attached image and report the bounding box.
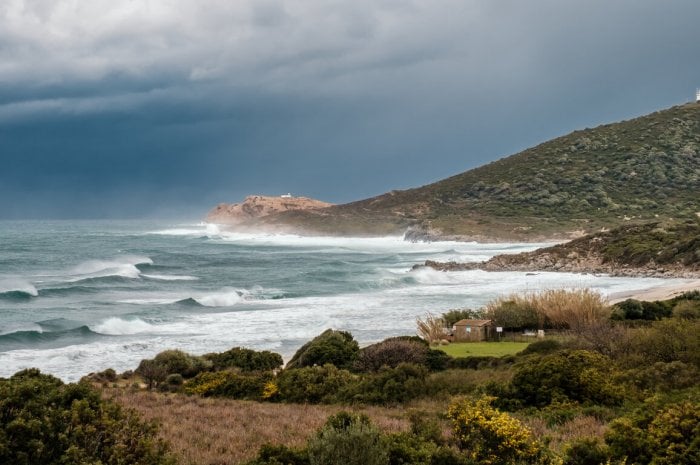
[209,102,700,240]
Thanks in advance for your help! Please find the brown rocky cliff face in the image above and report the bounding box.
[206,195,334,224]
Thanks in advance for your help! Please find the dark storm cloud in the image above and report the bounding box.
[1,0,699,218]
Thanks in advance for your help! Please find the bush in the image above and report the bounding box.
[441,309,483,327]
[136,359,168,390]
[184,370,273,400]
[506,350,624,408]
[244,444,310,465]
[0,369,174,465]
[606,400,700,465]
[355,339,430,372]
[204,347,283,372]
[611,298,672,320]
[447,396,551,465]
[286,329,359,369]
[307,412,388,465]
[673,299,700,320]
[152,349,209,377]
[424,349,452,371]
[562,438,609,465]
[518,339,563,355]
[484,297,540,331]
[349,363,428,404]
[276,364,356,404]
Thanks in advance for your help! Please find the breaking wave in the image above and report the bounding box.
[0,279,38,299]
[91,318,155,335]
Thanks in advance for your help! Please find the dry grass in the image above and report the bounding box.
[485,289,610,332]
[522,415,608,453]
[416,312,448,344]
[104,388,416,465]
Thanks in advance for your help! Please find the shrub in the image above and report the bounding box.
[307,412,388,465]
[286,329,359,369]
[245,444,310,465]
[152,349,209,378]
[355,339,429,372]
[606,400,700,465]
[384,432,437,465]
[349,363,428,404]
[136,359,168,390]
[424,349,452,371]
[483,296,540,331]
[0,369,174,465]
[611,298,672,320]
[506,350,624,408]
[441,308,483,327]
[447,396,551,465]
[626,318,700,367]
[276,364,356,404]
[518,339,563,355]
[184,370,273,400]
[673,299,700,320]
[204,347,283,372]
[562,438,609,465]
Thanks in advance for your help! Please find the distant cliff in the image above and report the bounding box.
[206,195,333,225]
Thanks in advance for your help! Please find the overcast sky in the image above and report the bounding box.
[1,0,699,219]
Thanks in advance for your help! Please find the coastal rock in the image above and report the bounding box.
[206,195,333,225]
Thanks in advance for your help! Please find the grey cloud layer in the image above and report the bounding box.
[1,0,699,218]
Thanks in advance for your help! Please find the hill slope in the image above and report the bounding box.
[223,102,700,240]
[420,220,700,277]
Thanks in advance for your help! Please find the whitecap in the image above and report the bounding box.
[0,278,39,297]
[141,274,199,281]
[91,317,154,335]
[194,288,242,307]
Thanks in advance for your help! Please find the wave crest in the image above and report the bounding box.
[0,279,38,298]
[91,318,154,335]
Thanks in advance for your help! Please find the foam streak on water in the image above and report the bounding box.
[0,220,691,381]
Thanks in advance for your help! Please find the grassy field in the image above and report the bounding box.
[435,341,530,358]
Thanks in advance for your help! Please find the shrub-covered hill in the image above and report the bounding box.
[421,219,700,277]
[260,102,700,240]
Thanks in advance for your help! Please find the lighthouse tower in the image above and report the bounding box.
[696,88,700,103]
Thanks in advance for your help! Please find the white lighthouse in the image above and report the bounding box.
[696,88,700,103]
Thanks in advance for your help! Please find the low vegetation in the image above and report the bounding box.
[8,289,700,464]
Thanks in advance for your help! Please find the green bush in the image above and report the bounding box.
[606,400,700,465]
[276,365,356,404]
[286,329,360,369]
[562,438,609,465]
[673,299,700,320]
[611,299,672,320]
[518,339,563,355]
[0,369,174,465]
[307,412,388,465]
[184,370,272,400]
[355,338,429,372]
[204,347,283,372]
[349,363,428,404]
[244,444,310,465]
[506,350,624,408]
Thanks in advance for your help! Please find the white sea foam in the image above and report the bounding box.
[91,318,154,335]
[67,256,153,281]
[195,288,243,307]
[141,274,199,281]
[0,278,38,296]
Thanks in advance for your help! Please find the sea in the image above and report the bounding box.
[0,220,686,381]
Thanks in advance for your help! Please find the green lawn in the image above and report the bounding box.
[435,341,530,358]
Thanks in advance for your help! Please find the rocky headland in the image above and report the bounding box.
[206,195,333,225]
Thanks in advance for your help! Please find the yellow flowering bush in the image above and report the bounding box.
[447,396,552,465]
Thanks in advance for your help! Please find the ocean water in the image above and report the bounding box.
[0,220,684,381]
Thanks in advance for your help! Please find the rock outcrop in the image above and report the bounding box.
[206,195,333,225]
[414,221,700,278]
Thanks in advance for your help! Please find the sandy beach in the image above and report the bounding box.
[608,279,700,303]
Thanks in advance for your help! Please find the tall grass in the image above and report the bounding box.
[484,289,610,332]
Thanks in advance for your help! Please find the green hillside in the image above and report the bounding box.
[266,102,700,239]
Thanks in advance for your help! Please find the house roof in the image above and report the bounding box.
[454,319,493,327]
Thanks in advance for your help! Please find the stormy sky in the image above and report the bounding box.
[1,0,699,219]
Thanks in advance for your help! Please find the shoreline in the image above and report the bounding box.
[608,279,700,303]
